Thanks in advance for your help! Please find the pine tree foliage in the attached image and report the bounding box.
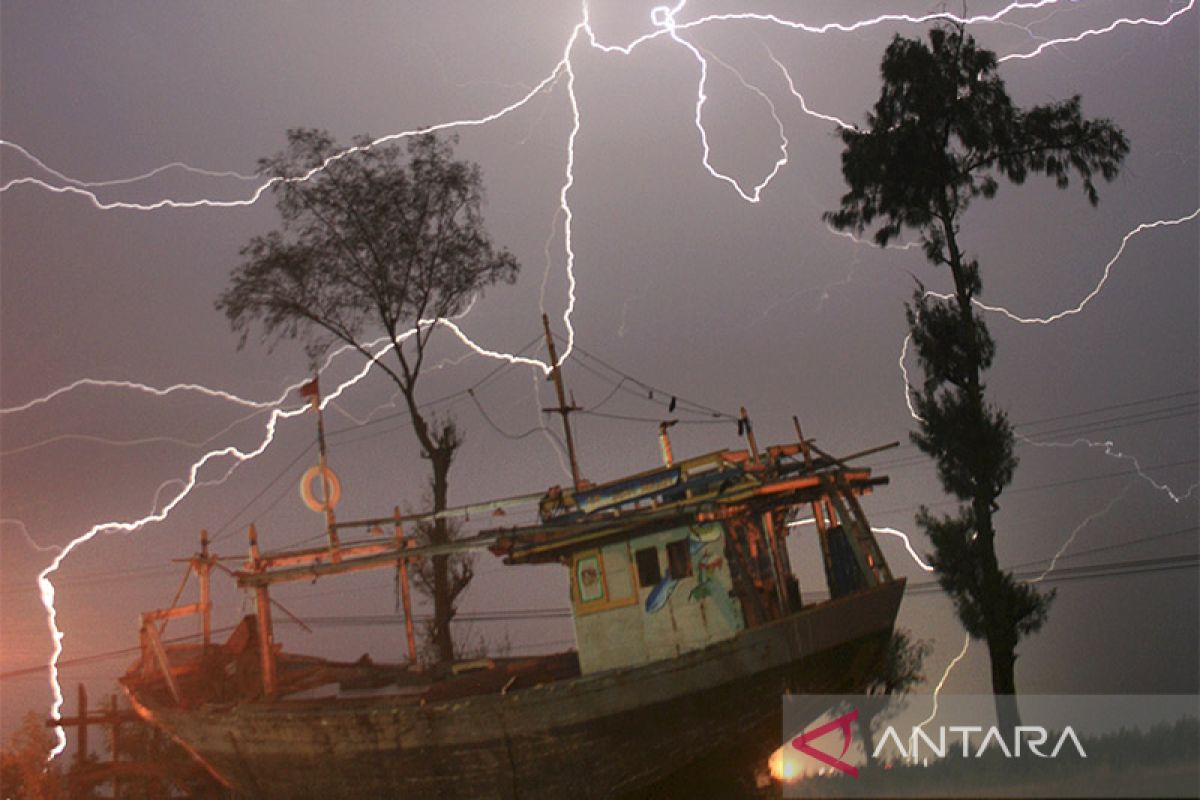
[825,24,1127,726]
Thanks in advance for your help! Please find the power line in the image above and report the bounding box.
[561,337,738,420]
[467,388,555,442]
[1004,525,1199,573]
[902,552,1198,596]
[576,408,732,426]
[12,544,1196,680]
[1015,389,1198,432]
[209,440,315,543]
[322,334,543,439]
[874,400,1199,473]
[869,457,1198,518]
[874,389,1198,463]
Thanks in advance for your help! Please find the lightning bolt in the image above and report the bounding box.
[916,632,972,736]
[898,210,1200,496]
[871,527,935,573]
[787,518,934,573]
[1019,435,1198,504]
[972,209,1200,325]
[766,46,856,131]
[996,1,1196,62]
[34,317,460,758]
[0,378,280,416]
[895,205,1198,715]
[4,0,1194,762]
[1028,483,1132,584]
[0,140,260,187]
[2,518,63,555]
[920,482,1137,730]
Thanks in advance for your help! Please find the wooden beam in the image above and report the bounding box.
[239,533,498,588]
[140,623,182,706]
[395,508,418,666]
[330,491,547,533]
[248,524,277,699]
[141,603,206,623]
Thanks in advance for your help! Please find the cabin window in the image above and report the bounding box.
[571,548,638,616]
[575,553,605,603]
[666,539,692,579]
[634,547,661,588]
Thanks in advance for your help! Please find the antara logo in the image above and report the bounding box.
[874,725,1088,761]
[790,709,860,777]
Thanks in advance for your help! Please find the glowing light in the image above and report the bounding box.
[768,743,804,783]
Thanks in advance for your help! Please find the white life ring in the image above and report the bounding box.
[300,464,341,512]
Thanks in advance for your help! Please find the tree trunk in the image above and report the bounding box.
[943,212,1024,732]
[429,450,455,664]
[989,638,1022,730]
[400,383,459,666]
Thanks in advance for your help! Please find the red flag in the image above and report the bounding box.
[299,377,320,399]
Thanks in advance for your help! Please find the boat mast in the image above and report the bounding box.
[541,313,584,490]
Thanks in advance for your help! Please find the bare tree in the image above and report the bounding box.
[218,129,519,664]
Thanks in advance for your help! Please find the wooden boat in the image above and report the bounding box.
[122,353,906,797]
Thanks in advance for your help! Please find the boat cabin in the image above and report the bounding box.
[489,445,893,675]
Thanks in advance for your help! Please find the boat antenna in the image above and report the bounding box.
[541,314,584,489]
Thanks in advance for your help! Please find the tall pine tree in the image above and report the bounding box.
[825,24,1127,728]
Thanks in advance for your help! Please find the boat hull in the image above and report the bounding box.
[126,579,904,799]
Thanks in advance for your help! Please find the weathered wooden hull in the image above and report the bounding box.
[126,579,904,799]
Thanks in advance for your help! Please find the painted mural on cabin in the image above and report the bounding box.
[570,521,745,674]
[644,523,741,631]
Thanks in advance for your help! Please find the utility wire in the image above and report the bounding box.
[467,388,553,442]
[323,334,543,439]
[558,336,738,420]
[12,543,1196,680]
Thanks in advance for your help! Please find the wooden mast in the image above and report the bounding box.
[305,379,341,556]
[541,313,583,489]
[248,524,277,699]
[198,529,212,649]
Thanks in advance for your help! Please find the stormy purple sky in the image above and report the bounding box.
[1,1,1196,744]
